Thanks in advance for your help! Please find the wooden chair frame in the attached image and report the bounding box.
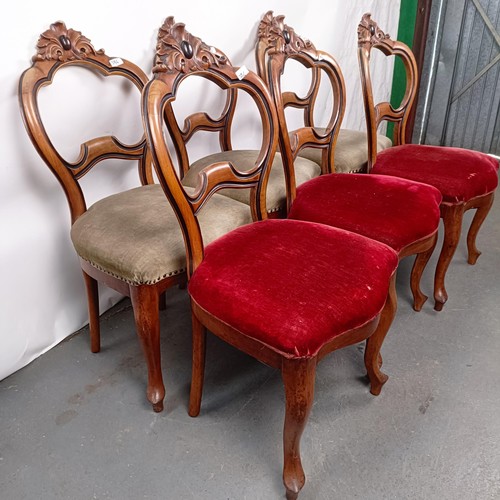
[143,17,399,499]
[19,22,184,411]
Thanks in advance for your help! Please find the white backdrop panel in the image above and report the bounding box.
[0,0,400,380]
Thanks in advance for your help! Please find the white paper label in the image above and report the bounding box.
[235,65,249,80]
[109,58,124,67]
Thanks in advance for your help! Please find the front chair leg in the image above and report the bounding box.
[434,205,464,311]
[188,310,207,417]
[467,192,494,265]
[282,357,316,500]
[410,233,438,311]
[130,285,165,412]
[82,270,100,353]
[365,273,397,395]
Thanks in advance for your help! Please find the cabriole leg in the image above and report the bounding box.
[365,274,397,395]
[130,285,165,412]
[282,357,316,500]
[434,205,464,311]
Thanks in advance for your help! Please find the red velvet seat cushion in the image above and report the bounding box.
[288,174,442,253]
[372,145,499,204]
[188,220,398,358]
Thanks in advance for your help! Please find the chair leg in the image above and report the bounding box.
[282,357,316,500]
[188,311,207,417]
[410,234,437,311]
[434,205,464,311]
[129,285,165,412]
[82,270,100,353]
[365,274,397,396]
[467,192,494,265]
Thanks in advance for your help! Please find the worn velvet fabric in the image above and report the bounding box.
[373,145,499,204]
[71,185,252,285]
[288,174,442,253]
[189,219,398,358]
[299,128,392,173]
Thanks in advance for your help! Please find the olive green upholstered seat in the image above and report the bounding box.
[71,184,252,285]
[298,129,392,173]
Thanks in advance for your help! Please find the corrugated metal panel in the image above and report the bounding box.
[443,0,500,154]
[415,0,500,155]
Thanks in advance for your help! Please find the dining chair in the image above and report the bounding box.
[255,11,442,312]
[358,13,499,310]
[18,22,252,411]
[143,17,400,499]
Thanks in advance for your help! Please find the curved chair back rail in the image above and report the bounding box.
[19,22,153,223]
[256,10,345,181]
[357,12,418,171]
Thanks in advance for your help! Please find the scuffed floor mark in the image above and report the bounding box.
[419,395,434,414]
[55,409,78,426]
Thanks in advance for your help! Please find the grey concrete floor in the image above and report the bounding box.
[1,204,500,500]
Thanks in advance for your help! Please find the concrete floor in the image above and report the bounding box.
[1,204,500,500]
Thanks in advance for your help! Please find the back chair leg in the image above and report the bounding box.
[467,192,494,265]
[365,274,397,395]
[82,270,100,353]
[130,285,165,412]
[410,234,438,311]
[282,357,316,500]
[434,205,464,311]
[188,311,207,418]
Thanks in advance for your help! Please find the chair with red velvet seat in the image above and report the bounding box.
[255,11,442,312]
[143,17,399,499]
[18,22,253,412]
[358,13,499,311]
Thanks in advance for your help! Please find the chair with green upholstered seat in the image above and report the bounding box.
[18,22,252,412]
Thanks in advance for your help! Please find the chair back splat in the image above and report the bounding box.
[143,17,400,499]
[19,22,153,223]
[144,17,278,276]
[357,12,418,171]
[256,11,345,182]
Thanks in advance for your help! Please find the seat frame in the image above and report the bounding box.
[19,22,184,411]
[358,13,496,310]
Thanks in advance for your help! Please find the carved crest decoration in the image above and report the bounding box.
[33,21,104,62]
[257,11,314,55]
[153,17,228,74]
[357,13,390,44]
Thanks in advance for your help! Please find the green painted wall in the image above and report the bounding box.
[387,0,418,140]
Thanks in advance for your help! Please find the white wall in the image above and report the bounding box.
[0,0,400,381]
